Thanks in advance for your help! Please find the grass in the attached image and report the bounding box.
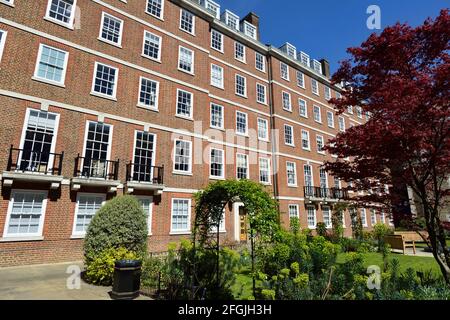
[232,251,444,298]
[337,252,442,276]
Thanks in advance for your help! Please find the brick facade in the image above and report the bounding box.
[0,0,390,267]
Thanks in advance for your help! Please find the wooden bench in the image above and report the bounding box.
[384,231,429,254]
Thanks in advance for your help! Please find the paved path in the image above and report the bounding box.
[0,261,151,300]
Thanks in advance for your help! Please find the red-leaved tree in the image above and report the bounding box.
[324,9,450,283]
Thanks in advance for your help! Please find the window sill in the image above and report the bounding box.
[285,144,295,147]
[209,176,225,181]
[297,85,306,90]
[210,126,225,132]
[235,93,248,99]
[0,236,44,242]
[179,28,196,37]
[211,84,224,90]
[43,16,74,30]
[235,58,247,64]
[141,54,162,64]
[137,104,159,112]
[175,115,194,121]
[312,92,320,97]
[211,47,224,54]
[177,68,195,76]
[258,138,270,143]
[257,101,268,106]
[169,231,191,236]
[97,37,123,49]
[32,76,66,88]
[302,148,311,152]
[288,185,298,188]
[90,91,117,101]
[283,108,293,113]
[236,132,249,138]
[172,171,193,176]
[281,78,290,82]
[0,0,14,7]
[70,234,85,239]
[145,11,164,22]
[260,182,272,186]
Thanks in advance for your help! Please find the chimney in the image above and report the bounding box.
[320,59,330,78]
[242,12,260,40]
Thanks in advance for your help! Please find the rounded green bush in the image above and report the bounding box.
[84,195,148,265]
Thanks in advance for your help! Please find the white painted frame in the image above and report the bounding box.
[137,76,160,111]
[81,120,113,164]
[175,88,194,120]
[0,30,7,63]
[258,157,271,185]
[210,103,224,130]
[235,153,249,180]
[145,0,165,21]
[172,139,192,175]
[131,130,157,181]
[286,161,297,187]
[44,0,77,30]
[209,147,225,180]
[179,8,196,36]
[135,195,153,235]
[98,12,124,48]
[177,45,195,75]
[142,30,162,63]
[90,62,119,100]
[170,197,191,235]
[2,189,48,239]
[33,43,70,87]
[235,110,248,136]
[71,192,106,237]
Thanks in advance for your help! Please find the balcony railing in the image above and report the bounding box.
[6,145,64,175]
[74,155,119,180]
[126,162,164,185]
[303,186,348,200]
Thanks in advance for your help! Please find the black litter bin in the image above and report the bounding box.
[111,259,142,300]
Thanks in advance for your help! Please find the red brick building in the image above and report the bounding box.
[0,0,391,266]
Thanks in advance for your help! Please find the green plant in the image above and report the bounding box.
[316,222,328,238]
[85,247,137,286]
[84,195,148,265]
[373,223,392,251]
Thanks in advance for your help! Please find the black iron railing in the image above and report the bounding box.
[303,186,349,200]
[126,162,164,185]
[74,154,119,180]
[7,145,64,175]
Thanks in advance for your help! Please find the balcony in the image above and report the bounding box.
[125,162,164,195]
[2,145,64,189]
[304,186,349,203]
[71,155,121,193]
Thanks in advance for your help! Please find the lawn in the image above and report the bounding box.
[232,252,443,299]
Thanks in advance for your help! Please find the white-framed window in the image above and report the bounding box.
[284,124,294,146]
[311,79,319,95]
[286,161,297,186]
[288,204,299,220]
[211,29,223,52]
[313,105,322,123]
[146,0,164,19]
[236,153,249,179]
[210,64,224,89]
[0,0,14,7]
[136,196,153,235]
[307,206,316,228]
[173,139,192,174]
[138,76,159,110]
[304,164,313,187]
[312,60,322,74]
[33,44,69,86]
[282,91,292,111]
[338,116,346,132]
[176,89,193,119]
[361,208,368,227]
[299,51,310,66]
[319,168,328,190]
[370,209,377,225]
[299,99,307,118]
[301,129,310,150]
[235,74,247,97]
[45,0,77,29]
[99,12,123,46]
[223,10,239,30]
[132,131,156,183]
[316,135,325,154]
[142,31,162,62]
[178,46,194,74]
[255,52,265,72]
[324,86,331,100]
[256,83,267,104]
[234,42,246,62]
[323,206,332,228]
[381,210,386,224]
[3,190,48,238]
[327,111,334,128]
[171,198,191,234]
[204,0,220,19]
[72,193,105,236]
[297,71,305,88]
[257,118,268,141]
[334,177,341,189]
[280,62,289,81]
[0,30,7,63]
[242,21,257,40]
[236,111,248,135]
[91,62,118,99]
[356,106,363,118]
[259,157,270,184]
[179,9,195,35]
[210,148,224,179]
[347,106,353,114]
[210,103,224,129]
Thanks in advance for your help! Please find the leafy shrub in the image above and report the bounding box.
[141,254,165,290]
[85,247,137,285]
[373,223,392,250]
[84,195,148,265]
[316,222,328,238]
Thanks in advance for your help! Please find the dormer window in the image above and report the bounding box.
[241,21,257,40]
[298,51,310,67]
[201,0,220,19]
[222,10,239,31]
[281,43,296,58]
[312,59,322,74]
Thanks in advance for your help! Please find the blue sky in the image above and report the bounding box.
[219,0,448,73]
